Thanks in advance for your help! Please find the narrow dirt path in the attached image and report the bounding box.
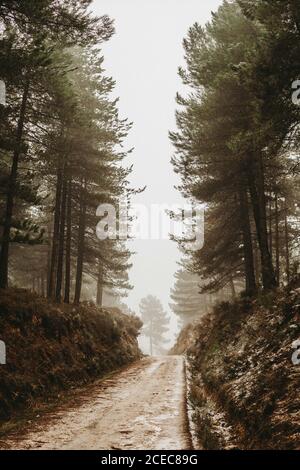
[2,356,191,450]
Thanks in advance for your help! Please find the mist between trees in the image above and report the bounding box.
[0,1,138,307]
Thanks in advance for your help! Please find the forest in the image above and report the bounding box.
[0,0,133,306]
[170,0,300,305]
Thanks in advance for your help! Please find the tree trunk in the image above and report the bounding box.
[46,222,52,292]
[229,276,236,300]
[41,272,46,297]
[74,180,87,305]
[284,199,290,285]
[268,196,273,261]
[246,154,277,290]
[64,180,72,304]
[96,261,104,307]
[239,188,256,295]
[47,168,63,298]
[254,240,260,287]
[55,175,67,303]
[0,79,30,289]
[275,193,280,284]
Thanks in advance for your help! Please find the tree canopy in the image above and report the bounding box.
[171,1,300,298]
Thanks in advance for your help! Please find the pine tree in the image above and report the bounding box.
[0,1,114,289]
[139,295,169,355]
[0,4,135,305]
[170,269,208,328]
[170,1,300,297]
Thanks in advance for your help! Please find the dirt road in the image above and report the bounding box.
[2,356,191,450]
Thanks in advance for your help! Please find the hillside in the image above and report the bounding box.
[172,289,300,450]
[0,289,142,423]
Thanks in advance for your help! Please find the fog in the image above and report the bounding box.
[92,0,223,343]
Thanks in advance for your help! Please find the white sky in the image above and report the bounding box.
[92,0,223,342]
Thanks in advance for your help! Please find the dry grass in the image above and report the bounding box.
[0,288,142,424]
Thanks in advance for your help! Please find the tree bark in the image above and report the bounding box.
[46,221,52,293]
[246,154,277,290]
[268,196,273,261]
[275,193,280,284]
[229,276,236,300]
[284,199,290,285]
[47,168,63,298]
[74,180,87,305]
[55,175,67,302]
[41,272,46,297]
[64,180,72,303]
[0,79,30,288]
[239,188,256,295]
[254,240,260,287]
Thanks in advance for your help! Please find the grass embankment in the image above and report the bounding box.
[173,289,300,449]
[0,288,142,424]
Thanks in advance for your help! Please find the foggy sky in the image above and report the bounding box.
[92,0,223,341]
